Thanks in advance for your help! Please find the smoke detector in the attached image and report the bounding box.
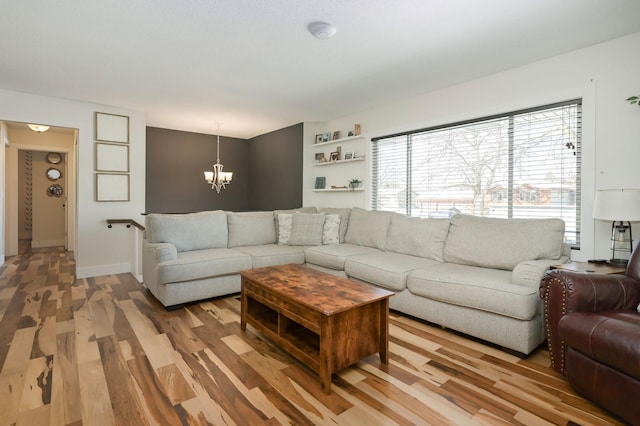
[308,22,336,39]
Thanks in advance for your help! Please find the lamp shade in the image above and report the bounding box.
[593,189,640,221]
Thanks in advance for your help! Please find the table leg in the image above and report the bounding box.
[320,315,332,394]
[240,280,247,331]
[379,299,389,364]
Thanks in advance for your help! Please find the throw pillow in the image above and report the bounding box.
[319,207,351,243]
[277,214,293,245]
[322,214,341,245]
[289,213,326,246]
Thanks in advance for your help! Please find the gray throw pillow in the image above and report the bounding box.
[289,213,326,246]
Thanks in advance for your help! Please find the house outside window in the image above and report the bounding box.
[371,100,582,246]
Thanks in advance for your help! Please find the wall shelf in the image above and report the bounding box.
[312,157,365,166]
[312,188,364,192]
[313,135,365,148]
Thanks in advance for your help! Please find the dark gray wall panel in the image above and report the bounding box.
[146,127,249,213]
[248,123,303,211]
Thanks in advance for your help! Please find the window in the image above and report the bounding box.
[372,100,582,246]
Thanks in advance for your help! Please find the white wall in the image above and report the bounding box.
[0,90,146,278]
[304,32,640,261]
[0,122,6,260]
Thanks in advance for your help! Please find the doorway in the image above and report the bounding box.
[3,121,77,258]
[18,150,67,250]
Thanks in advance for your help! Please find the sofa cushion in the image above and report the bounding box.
[322,214,341,245]
[233,244,306,268]
[559,311,640,382]
[319,208,351,243]
[345,252,438,292]
[344,207,393,250]
[227,211,277,247]
[158,248,251,284]
[289,213,326,246]
[304,243,379,270]
[146,210,228,252]
[443,214,565,270]
[406,264,539,320]
[385,215,450,261]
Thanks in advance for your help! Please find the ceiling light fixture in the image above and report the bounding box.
[28,124,50,132]
[204,123,233,193]
[308,22,336,39]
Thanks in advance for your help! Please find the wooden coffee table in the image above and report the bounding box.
[240,264,394,394]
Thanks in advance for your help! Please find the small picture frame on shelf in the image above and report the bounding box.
[322,132,331,142]
[332,131,341,140]
[348,130,355,137]
[315,152,325,162]
[344,151,354,160]
[354,123,361,136]
[315,177,326,189]
[330,151,340,161]
[315,134,323,144]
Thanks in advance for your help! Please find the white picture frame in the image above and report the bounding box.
[95,112,129,143]
[96,173,130,202]
[96,143,129,172]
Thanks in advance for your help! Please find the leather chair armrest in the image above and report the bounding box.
[539,270,640,374]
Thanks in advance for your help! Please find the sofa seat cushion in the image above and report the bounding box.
[304,243,379,270]
[345,252,439,291]
[406,264,539,320]
[559,311,640,381]
[233,244,306,268]
[158,248,251,284]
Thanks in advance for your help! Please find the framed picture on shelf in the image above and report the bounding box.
[315,152,325,162]
[322,132,331,142]
[348,131,355,137]
[344,151,354,160]
[315,177,326,189]
[330,151,340,161]
[354,123,361,136]
[332,131,341,140]
[315,134,323,144]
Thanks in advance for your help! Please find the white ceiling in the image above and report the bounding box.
[2,1,640,139]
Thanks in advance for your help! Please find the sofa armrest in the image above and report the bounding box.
[146,241,178,264]
[539,270,640,374]
[142,241,178,294]
[512,257,569,289]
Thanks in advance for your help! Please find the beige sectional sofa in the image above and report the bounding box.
[143,207,569,355]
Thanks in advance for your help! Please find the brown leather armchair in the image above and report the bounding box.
[540,249,640,425]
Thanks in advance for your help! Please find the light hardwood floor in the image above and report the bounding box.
[0,243,622,425]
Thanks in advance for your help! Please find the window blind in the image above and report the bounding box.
[372,99,582,246]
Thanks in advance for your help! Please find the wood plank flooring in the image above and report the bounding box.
[0,243,623,425]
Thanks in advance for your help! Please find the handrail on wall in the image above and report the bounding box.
[106,219,145,231]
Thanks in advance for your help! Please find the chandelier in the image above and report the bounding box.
[204,123,233,193]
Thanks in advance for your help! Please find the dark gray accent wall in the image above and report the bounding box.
[146,123,303,213]
[146,127,249,213]
[248,123,303,211]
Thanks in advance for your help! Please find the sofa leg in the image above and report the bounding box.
[164,303,184,312]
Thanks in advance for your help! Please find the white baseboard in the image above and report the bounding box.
[75,262,131,279]
[31,239,65,248]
